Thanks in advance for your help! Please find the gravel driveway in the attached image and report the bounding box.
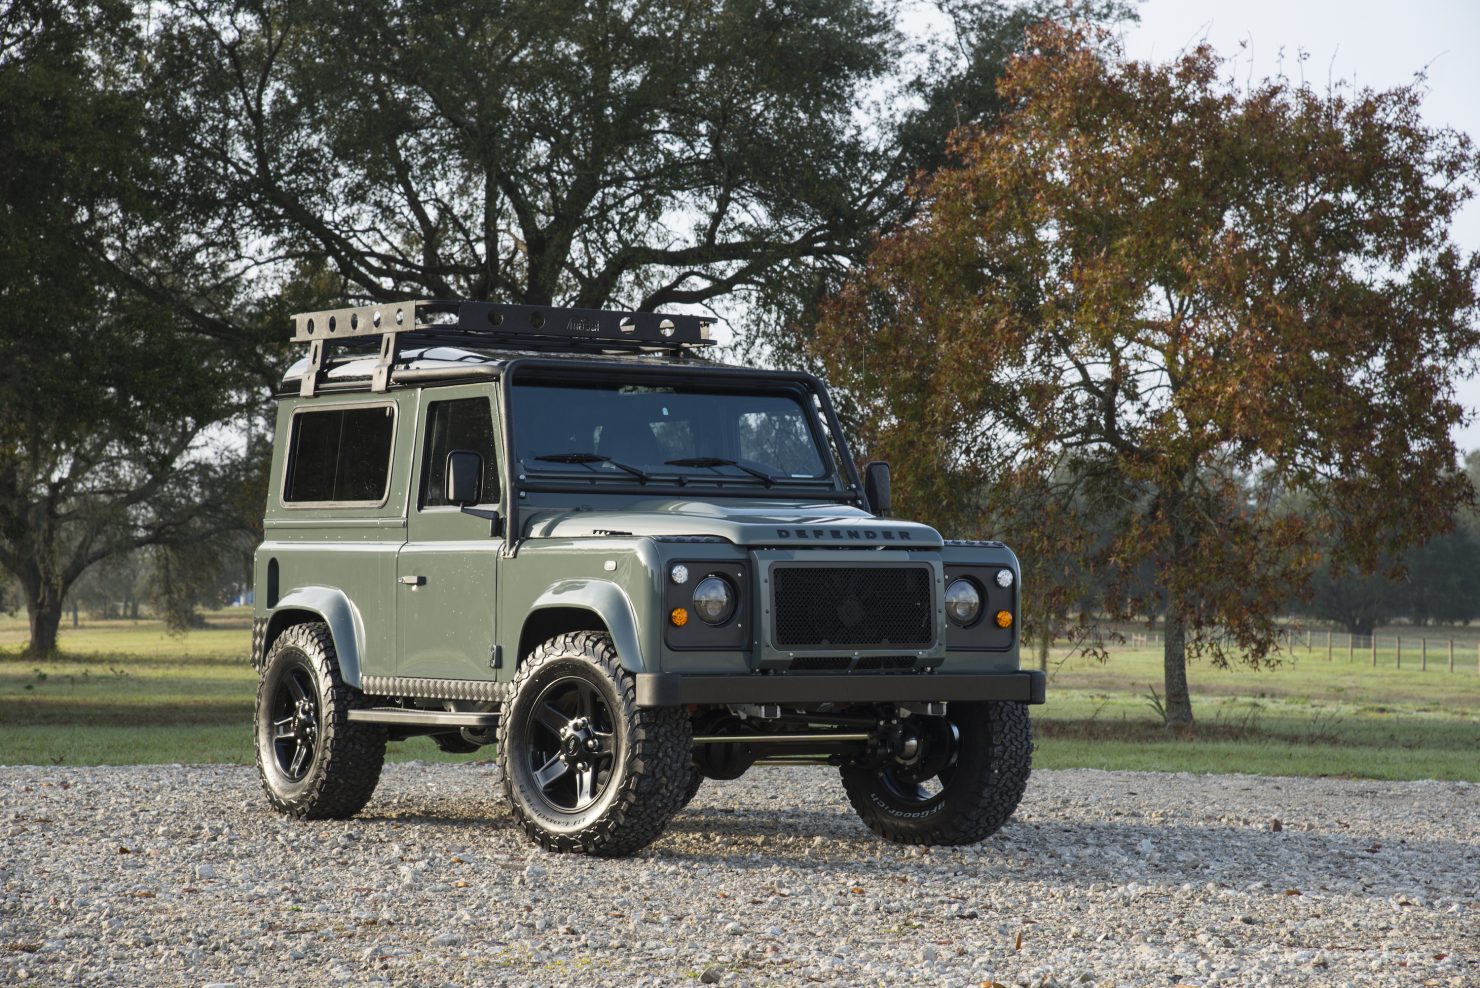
[1,763,1475,987]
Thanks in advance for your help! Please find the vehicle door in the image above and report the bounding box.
[396,386,504,682]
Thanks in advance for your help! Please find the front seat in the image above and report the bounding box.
[595,421,664,467]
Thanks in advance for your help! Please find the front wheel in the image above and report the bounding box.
[498,632,691,856]
[839,701,1032,846]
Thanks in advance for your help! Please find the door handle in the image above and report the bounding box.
[398,575,426,586]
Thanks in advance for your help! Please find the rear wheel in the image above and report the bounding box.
[839,701,1031,845]
[254,623,386,819]
[498,632,691,855]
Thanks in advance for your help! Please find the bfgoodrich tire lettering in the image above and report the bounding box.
[254,622,387,820]
[499,632,691,856]
[839,701,1032,846]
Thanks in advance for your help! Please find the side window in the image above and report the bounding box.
[283,405,395,504]
[422,397,500,507]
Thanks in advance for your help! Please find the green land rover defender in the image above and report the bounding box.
[251,300,1043,856]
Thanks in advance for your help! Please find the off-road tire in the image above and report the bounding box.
[254,622,387,819]
[499,632,691,856]
[839,701,1032,846]
[679,763,704,809]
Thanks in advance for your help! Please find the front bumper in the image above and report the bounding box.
[634,669,1045,707]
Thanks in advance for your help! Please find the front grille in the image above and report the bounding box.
[785,655,918,674]
[854,656,917,672]
[772,565,934,649]
[788,656,853,672]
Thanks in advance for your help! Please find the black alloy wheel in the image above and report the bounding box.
[523,676,617,813]
[498,631,691,856]
[254,622,386,820]
[873,715,960,810]
[268,665,321,781]
[839,701,1032,846]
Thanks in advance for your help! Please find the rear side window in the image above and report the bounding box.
[283,405,396,504]
[422,397,500,507]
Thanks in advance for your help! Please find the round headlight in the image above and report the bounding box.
[670,563,689,585]
[995,568,1014,589]
[945,578,982,626]
[692,576,735,625]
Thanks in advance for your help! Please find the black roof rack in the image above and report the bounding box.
[290,299,715,396]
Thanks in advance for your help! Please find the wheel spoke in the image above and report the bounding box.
[534,702,570,737]
[285,673,308,704]
[533,754,569,789]
[524,675,619,813]
[289,741,310,777]
[272,717,295,740]
[575,763,595,805]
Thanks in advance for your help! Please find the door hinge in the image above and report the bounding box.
[489,645,503,670]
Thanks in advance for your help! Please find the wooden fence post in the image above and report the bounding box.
[1397,636,1402,668]
[1348,633,1354,662]
[1449,639,1455,673]
[1421,637,1427,672]
[1372,636,1378,667]
[1326,630,1332,661]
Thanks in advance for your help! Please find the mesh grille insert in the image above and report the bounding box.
[854,656,917,672]
[772,565,934,649]
[787,656,853,672]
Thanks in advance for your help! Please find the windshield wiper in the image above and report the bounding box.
[533,452,651,482]
[664,456,777,486]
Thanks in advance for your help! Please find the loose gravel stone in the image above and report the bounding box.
[0,763,1475,986]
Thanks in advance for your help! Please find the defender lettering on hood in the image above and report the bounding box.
[776,527,912,541]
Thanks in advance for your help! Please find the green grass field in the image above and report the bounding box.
[3,610,1478,780]
[0,610,466,766]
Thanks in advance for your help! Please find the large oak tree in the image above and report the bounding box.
[133,1,1132,325]
[0,0,266,654]
[815,25,1480,725]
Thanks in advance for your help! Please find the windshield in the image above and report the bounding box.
[510,379,833,485]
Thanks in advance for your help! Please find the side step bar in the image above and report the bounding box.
[692,732,871,744]
[347,708,499,728]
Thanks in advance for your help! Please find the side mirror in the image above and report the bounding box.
[863,460,891,517]
[445,450,483,506]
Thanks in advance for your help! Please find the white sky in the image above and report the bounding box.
[1121,0,1480,452]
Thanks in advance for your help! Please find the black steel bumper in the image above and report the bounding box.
[634,669,1045,707]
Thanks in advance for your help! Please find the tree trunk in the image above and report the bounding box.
[1033,600,1051,672]
[71,601,79,627]
[1161,603,1194,728]
[26,593,63,656]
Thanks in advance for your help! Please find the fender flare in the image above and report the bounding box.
[526,579,646,673]
[263,586,367,688]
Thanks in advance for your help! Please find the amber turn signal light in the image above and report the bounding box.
[670,607,689,627]
[995,610,1013,628]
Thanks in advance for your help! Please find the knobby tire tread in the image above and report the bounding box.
[840,701,1033,846]
[499,631,690,857]
[255,622,387,820]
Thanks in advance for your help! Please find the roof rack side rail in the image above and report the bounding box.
[290,299,715,395]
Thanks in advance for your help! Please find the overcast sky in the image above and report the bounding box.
[1120,0,1480,452]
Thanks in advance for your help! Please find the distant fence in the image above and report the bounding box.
[1121,628,1480,675]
